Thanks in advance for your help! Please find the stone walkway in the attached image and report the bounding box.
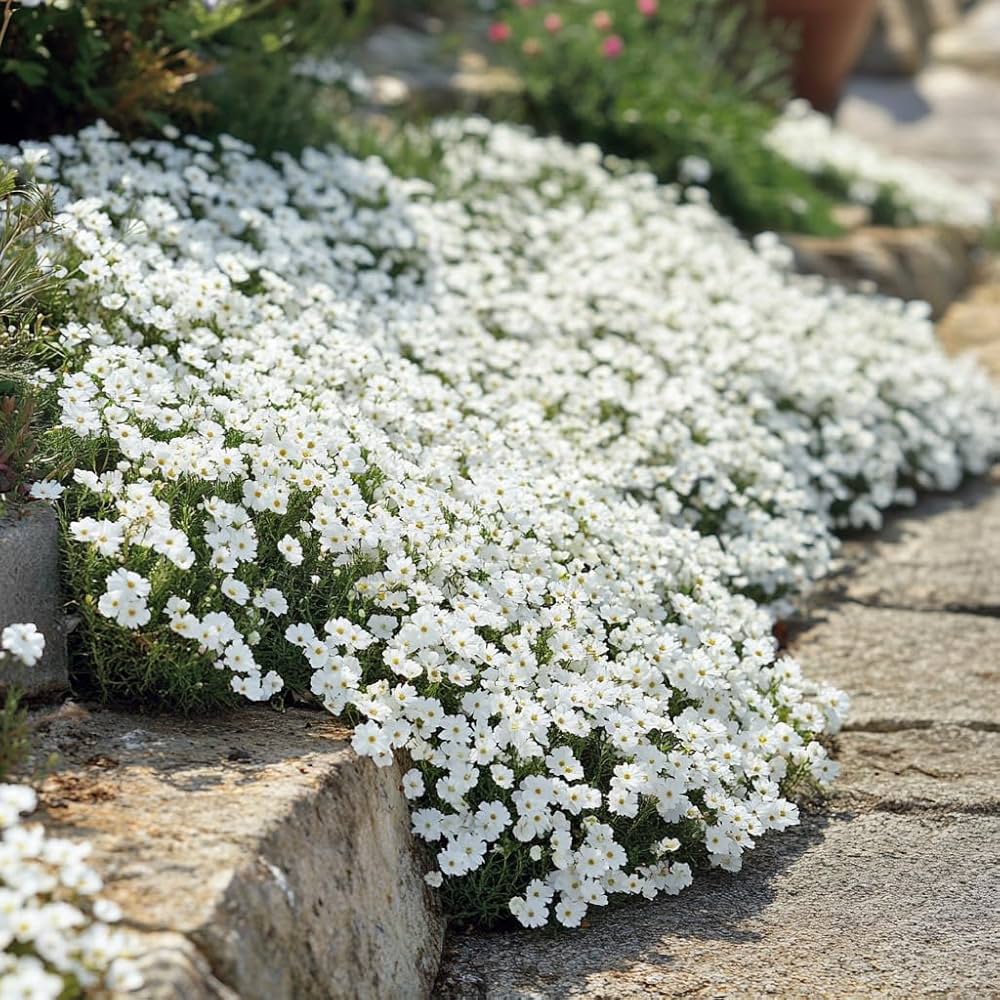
[436,471,1000,998]
[840,1,1000,191]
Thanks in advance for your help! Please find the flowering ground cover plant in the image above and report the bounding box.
[766,101,995,229]
[3,117,998,930]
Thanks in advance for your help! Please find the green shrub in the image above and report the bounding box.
[0,0,370,147]
[489,0,840,234]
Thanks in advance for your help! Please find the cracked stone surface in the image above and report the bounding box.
[32,707,444,1000]
[835,726,1000,811]
[788,600,1000,729]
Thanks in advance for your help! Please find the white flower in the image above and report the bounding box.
[1,623,45,667]
[767,101,994,227]
[0,782,142,992]
[27,481,65,501]
[277,535,303,566]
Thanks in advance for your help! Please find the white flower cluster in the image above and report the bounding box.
[292,55,373,98]
[3,117,997,928]
[1,623,45,668]
[766,100,994,228]
[0,784,142,998]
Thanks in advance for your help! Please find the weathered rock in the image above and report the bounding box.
[116,932,238,1000]
[938,258,1000,375]
[835,726,1000,810]
[436,812,1000,998]
[0,504,68,698]
[834,475,1000,612]
[790,601,1000,729]
[33,707,444,1000]
[784,224,974,316]
[932,0,1000,74]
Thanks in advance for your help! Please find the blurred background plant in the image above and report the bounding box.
[0,688,31,781]
[486,0,843,234]
[0,0,372,151]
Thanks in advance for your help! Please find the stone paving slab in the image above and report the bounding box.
[839,65,1000,189]
[32,706,444,1000]
[436,812,1000,998]
[835,726,1000,811]
[790,600,1000,730]
[834,474,1000,612]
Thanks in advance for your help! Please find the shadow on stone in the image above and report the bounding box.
[436,812,834,999]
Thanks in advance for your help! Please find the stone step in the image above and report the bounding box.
[32,706,443,999]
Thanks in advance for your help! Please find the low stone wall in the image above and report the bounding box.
[33,706,445,999]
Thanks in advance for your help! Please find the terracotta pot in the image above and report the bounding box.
[765,0,879,112]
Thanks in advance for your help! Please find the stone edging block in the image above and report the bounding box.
[0,504,69,698]
[33,707,445,999]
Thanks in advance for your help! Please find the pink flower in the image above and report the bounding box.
[488,21,512,43]
[592,10,612,31]
[543,12,562,33]
[637,0,658,14]
[602,33,624,58]
[516,0,536,7]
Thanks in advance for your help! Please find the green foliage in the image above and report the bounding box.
[0,165,66,514]
[0,0,371,145]
[0,393,38,510]
[191,0,375,154]
[0,167,60,336]
[331,115,445,179]
[491,0,841,235]
[0,689,31,783]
